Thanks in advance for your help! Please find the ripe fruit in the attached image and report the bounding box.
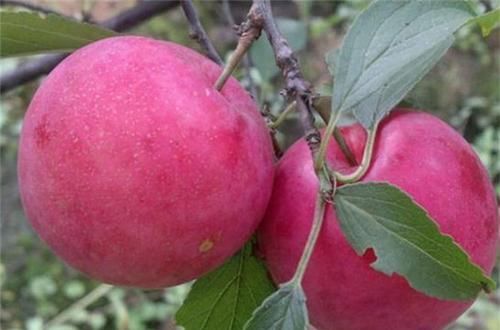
[257,110,498,330]
[18,36,274,288]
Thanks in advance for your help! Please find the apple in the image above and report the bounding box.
[18,36,274,288]
[257,110,498,330]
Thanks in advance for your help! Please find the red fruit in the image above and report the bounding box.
[18,36,274,288]
[258,110,498,330]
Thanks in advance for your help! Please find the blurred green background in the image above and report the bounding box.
[1,1,499,329]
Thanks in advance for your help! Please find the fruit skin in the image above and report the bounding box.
[18,36,274,288]
[257,110,498,330]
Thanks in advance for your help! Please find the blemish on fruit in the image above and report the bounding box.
[34,118,52,148]
[199,239,214,253]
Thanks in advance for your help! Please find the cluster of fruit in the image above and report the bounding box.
[18,37,498,330]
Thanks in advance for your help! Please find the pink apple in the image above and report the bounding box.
[258,110,498,330]
[18,36,274,288]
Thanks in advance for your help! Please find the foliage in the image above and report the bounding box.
[335,183,495,299]
[0,11,115,57]
[244,283,307,330]
[329,0,475,128]
[176,242,275,330]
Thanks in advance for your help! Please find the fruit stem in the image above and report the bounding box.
[290,187,328,284]
[214,10,263,91]
[314,111,341,173]
[312,97,357,166]
[333,128,358,166]
[332,122,378,183]
[214,47,247,91]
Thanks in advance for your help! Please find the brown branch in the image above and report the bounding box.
[251,0,321,156]
[0,0,62,16]
[0,0,180,94]
[0,54,67,94]
[181,0,222,65]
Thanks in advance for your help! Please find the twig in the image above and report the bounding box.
[214,4,263,91]
[269,101,296,129]
[181,0,223,65]
[0,54,67,94]
[98,1,179,33]
[0,0,62,15]
[45,284,114,328]
[222,0,258,99]
[252,0,321,158]
[0,0,180,94]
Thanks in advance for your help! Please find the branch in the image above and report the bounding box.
[0,54,67,94]
[0,0,62,15]
[0,0,180,94]
[251,0,321,156]
[102,1,179,31]
[181,0,223,65]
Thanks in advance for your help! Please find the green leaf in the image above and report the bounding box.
[329,0,476,128]
[334,182,496,300]
[324,49,338,76]
[244,283,308,330]
[250,18,308,81]
[0,11,116,58]
[175,242,276,330]
[470,8,500,37]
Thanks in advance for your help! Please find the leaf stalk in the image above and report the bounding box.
[333,122,379,183]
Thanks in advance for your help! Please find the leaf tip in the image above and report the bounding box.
[480,277,496,293]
